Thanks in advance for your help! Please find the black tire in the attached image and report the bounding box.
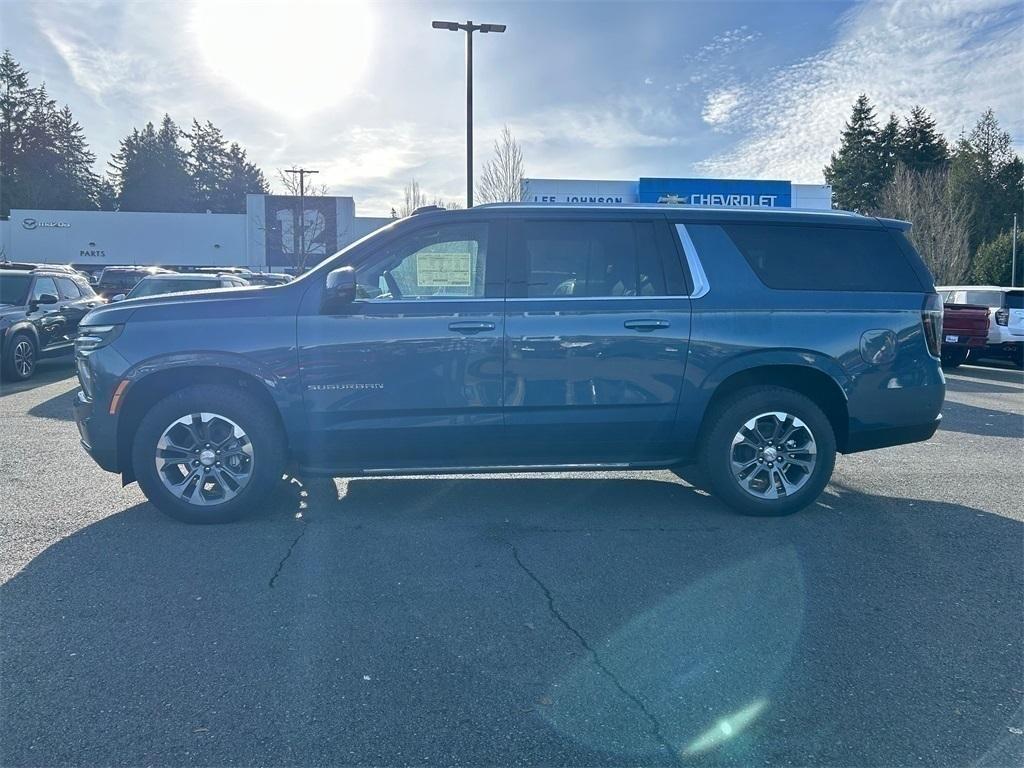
[2,333,37,382]
[941,348,968,369]
[132,385,286,524]
[699,386,836,516]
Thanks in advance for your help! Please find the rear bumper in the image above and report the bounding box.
[843,416,941,453]
[74,390,120,473]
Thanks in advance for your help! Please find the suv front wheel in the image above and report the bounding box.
[132,385,286,523]
[700,386,836,516]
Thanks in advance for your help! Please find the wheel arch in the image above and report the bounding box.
[116,363,287,484]
[698,362,850,452]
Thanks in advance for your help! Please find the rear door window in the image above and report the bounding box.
[721,223,924,292]
[516,220,668,298]
[56,277,81,299]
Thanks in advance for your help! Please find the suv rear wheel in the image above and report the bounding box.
[132,385,285,523]
[700,386,836,516]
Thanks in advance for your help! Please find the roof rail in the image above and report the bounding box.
[410,205,446,216]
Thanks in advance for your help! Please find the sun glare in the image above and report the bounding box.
[190,0,374,117]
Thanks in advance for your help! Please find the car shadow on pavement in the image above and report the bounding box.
[1,475,1021,768]
[25,385,78,421]
[938,399,1024,438]
[0,359,76,397]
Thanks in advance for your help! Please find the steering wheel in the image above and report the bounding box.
[383,269,402,300]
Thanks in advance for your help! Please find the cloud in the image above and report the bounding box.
[702,87,743,128]
[696,0,1024,182]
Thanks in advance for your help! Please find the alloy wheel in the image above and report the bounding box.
[730,411,817,499]
[13,340,34,378]
[155,412,254,506]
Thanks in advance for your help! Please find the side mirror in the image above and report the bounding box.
[31,293,58,309]
[111,294,126,303]
[322,266,356,312]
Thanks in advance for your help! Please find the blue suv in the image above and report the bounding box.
[73,204,945,523]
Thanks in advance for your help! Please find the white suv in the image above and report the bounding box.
[938,285,1024,366]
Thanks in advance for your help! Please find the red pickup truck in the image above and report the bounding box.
[940,303,990,368]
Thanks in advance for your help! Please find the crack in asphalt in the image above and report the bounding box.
[509,543,684,767]
[269,521,309,589]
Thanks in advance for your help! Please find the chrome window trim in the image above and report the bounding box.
[675,223,710,299]
[505,295,685,302]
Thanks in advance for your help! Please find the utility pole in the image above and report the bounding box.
[285,168,319,272]
[432,20,506,208]
[1012,212,1018,288]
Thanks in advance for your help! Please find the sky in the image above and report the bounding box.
[1,0,1022,216]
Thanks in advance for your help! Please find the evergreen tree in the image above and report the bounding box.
[111,115,192,212]
[877,113,901,185]
[897,105,949,172]
[51,105,100,209]
[17,84,61,209]
[187,119,230,212]
[823,95,885,212]
[0,50,32,216]
[971,229,1023,286]
[221,142,269,212]
[948,109,1024,255]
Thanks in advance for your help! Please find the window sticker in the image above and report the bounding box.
[416,252,473,288]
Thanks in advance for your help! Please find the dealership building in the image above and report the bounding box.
[0,177,832,272]
[0,194,392,273]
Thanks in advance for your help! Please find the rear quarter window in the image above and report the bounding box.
[721,223,924,292]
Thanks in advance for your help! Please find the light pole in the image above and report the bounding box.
[1012,212,1018,288]
[285,167,318,272]
[432,20,506,208]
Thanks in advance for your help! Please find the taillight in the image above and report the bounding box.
[922,293,943,358]
[995,308,1009,326]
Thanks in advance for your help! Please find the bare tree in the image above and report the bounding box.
[397,179,428,217]
[271,167,329,272]
[878,164,972,284]
[477,125,525,204]
[433,197,464,211]
[276,166,328,197]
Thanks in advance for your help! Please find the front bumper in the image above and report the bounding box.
[74,389,120,473]
[843,416,941,453]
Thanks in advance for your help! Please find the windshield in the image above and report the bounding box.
[127,278,222,298]
[0,274,32,305]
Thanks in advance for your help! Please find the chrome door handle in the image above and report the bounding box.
[624,319,670,332]
[448,321,496,334]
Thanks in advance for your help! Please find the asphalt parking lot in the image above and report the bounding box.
[1,359,1022,767]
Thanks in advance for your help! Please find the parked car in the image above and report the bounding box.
[937,286,1024,366]
[1,265,104,381]
[939,302,990,368]
[73,204,945,523]
[195,267,253,277]
[94,266,173,299]
[246,272,293,287]
[115,273,250,301]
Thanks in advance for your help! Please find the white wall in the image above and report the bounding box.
[522,178,638,204]
[4,197,393,271]
[6,209,246,267]
[792,184,833,210]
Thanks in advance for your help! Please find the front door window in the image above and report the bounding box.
[355,223,489,300]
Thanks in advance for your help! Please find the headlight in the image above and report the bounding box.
[76,357,94,399]
[75,324,123,352]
